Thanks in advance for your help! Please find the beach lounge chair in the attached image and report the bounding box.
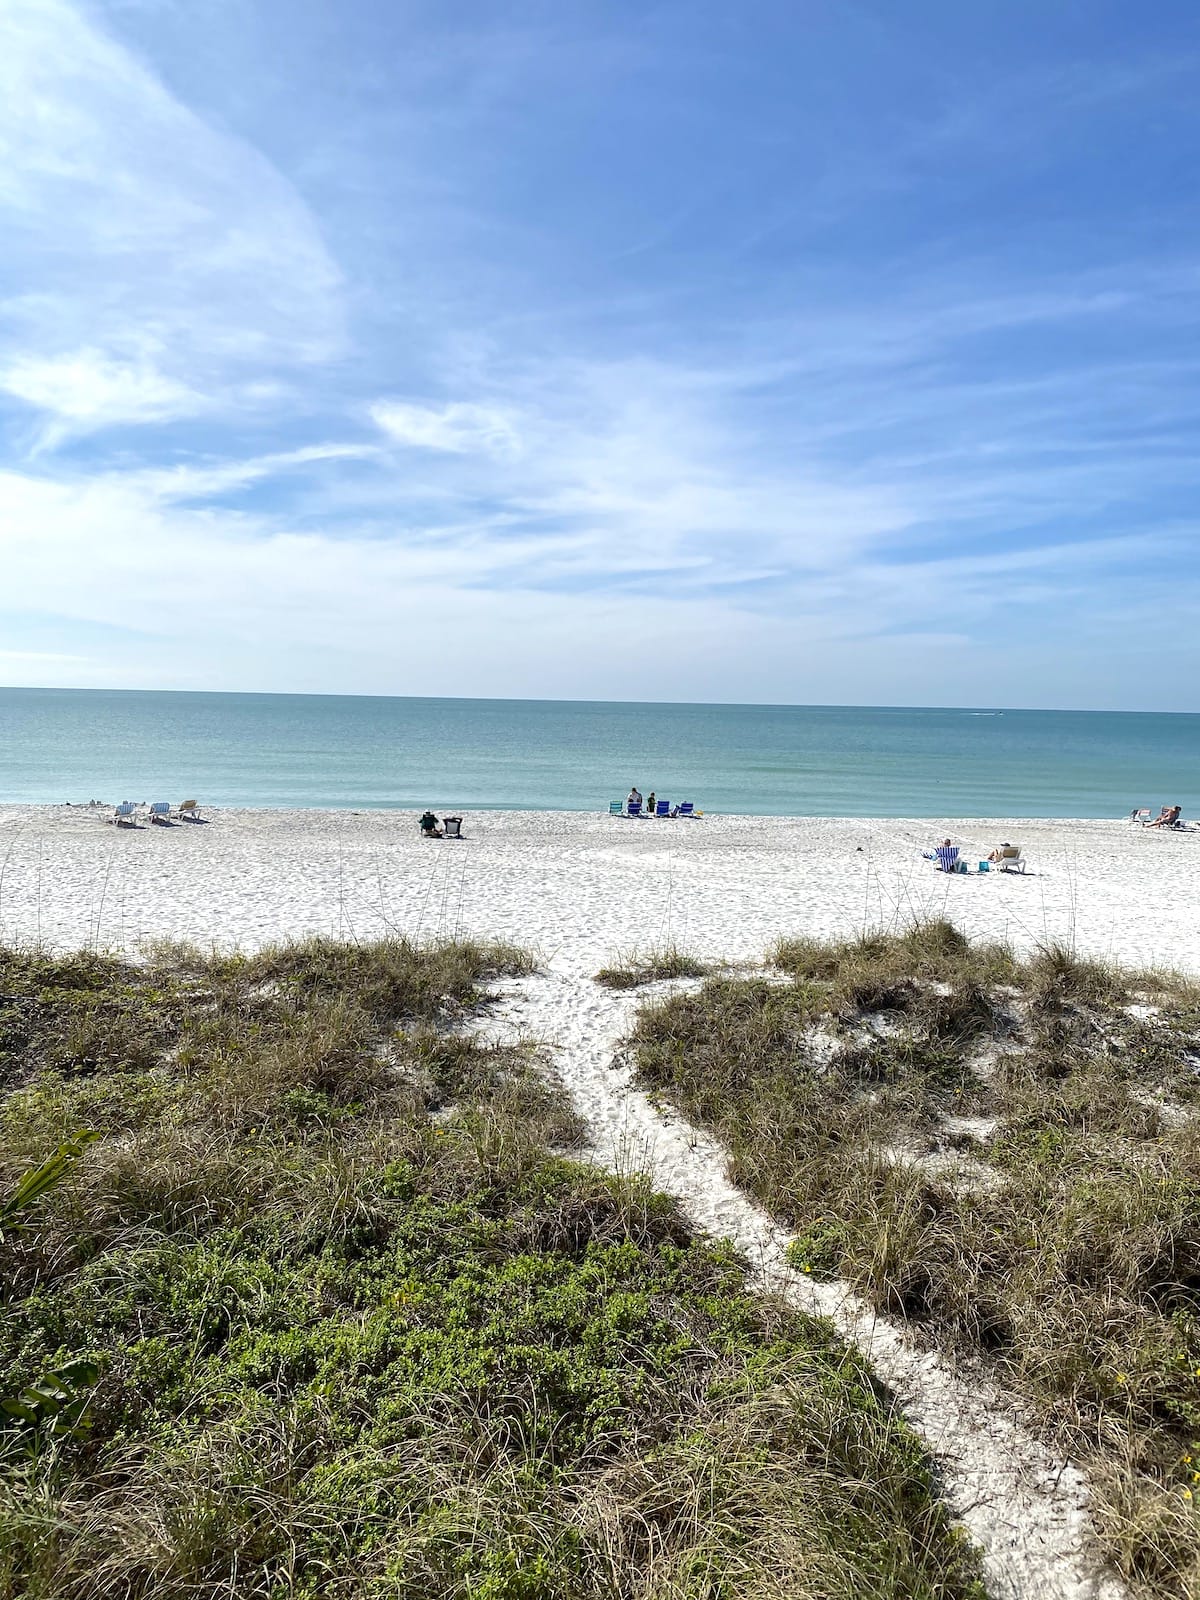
[1130,808,1152,825]
[178,800,201,821]
[994,845,1026,873]
[443,816,463,839]
[109,801,136,827]
[609,801,623,816]
[627,800,642,817]
[148,802,171,825]
[655,800,670,817]
[676,802,695,818]
[1146,806,1185,829]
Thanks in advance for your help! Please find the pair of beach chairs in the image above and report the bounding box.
[1130,807,1186,829]
[610,800,695,818]
[927,844,1026,874]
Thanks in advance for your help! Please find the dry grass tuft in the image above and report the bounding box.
[595,945,712,989]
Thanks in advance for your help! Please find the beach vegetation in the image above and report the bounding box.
[594,945,712,989]
[0,936,982,1600]
[630,922,1200,1597]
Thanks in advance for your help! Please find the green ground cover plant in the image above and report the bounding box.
[0,936,982,1600]
[629,920,1200,1598]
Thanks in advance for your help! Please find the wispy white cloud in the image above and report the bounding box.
[0,648,90,665]
[0,347,205,430]
[371,401,523,459]
[133,444,380,502]
[0,0,343,434]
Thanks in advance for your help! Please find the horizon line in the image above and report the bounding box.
[2,683,1196,717]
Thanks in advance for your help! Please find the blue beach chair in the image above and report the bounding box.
[609,801,623,816]
[922,844,960,872]
[675,802,695,818]
[148,802,171,824]
[656,800,670,817]
[627,800,642,817]
[110,801,136,827]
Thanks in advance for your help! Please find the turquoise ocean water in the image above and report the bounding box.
[0,688,1196,817]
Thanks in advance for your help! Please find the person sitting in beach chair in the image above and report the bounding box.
[988,843,1026,872]
[626,787,642,813]
[419,810,443,838]
[1147,804,1183,829]
[922,838,960,872]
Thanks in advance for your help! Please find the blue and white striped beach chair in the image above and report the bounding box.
[934,845,959,872]
[609,801,623,816]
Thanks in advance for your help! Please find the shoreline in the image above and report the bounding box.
[3,798,1185,821]
[1,803,1195,973]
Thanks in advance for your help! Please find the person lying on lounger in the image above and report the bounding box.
[419,810,443,838]
[1147,805,1182,828]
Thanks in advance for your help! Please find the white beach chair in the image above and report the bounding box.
[994,845,1026,873]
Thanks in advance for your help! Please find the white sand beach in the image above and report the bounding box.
[2,801,1192,1600]
[0,805,1195,973]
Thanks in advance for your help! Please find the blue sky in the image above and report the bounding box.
[2,0,1198,709]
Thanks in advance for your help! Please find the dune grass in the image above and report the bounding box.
[0,936,983,1600]
[594,945,711,990]
[629,920,1200,1598]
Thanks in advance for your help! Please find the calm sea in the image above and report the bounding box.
[0,688,1195,817]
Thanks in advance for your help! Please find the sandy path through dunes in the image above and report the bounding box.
[484,968,1129,1600]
